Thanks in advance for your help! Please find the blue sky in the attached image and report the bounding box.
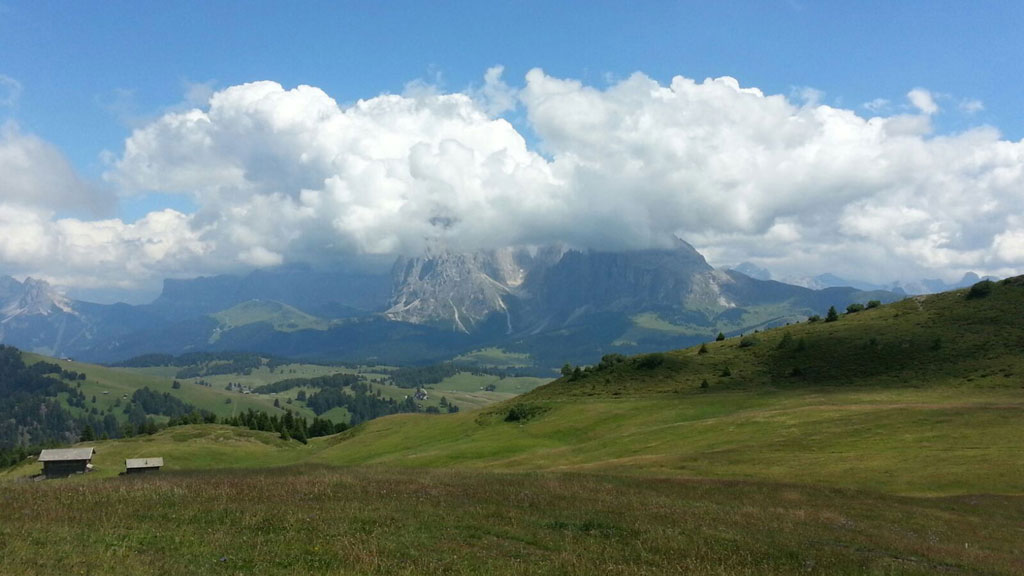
[1,1,1023,300]
[5,1,1020,177]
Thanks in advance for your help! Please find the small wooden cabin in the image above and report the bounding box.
[38,447,95,479]
[125,457,163,475]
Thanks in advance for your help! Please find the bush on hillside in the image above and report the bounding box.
[846,303,865,314]
[966,280,995,299]
[739,336,759,348]
[505,403,546,423]
[597,354,628,370]
[634,353,666,370]
[866,300,881,309]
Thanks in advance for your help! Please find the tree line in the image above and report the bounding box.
[0,346,88,450]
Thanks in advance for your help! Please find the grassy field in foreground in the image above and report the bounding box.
[1,467,1021,576]
[5,385,1021,496]
[309,386,1024,496]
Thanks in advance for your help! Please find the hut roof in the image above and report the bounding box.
[125,457,164,469]
[38,448,95,462]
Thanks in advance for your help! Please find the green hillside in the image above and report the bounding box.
[9,278,1024,489]
[26,354,303,422]
[3,279,1023,574]
[210,299,330,333]
[9,350,547,449]
[535,278,1024,398]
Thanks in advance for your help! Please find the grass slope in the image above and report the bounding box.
[211,299,329,333]
[454,346,533,368]
[296,280,1024,495]
[306,387,1023,495]
[4,280,1024,574]
[10,279,1024,492]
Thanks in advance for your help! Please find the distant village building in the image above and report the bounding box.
[125,457,164,475]
[38,447,95,479]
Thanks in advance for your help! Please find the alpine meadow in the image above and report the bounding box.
[3,278,1023,574]
[3,3,1024,575]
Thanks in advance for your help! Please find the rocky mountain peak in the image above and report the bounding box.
[385,240,733,335]
[1,277,75,319]
[387,249,519,333]
[522,241,716,313]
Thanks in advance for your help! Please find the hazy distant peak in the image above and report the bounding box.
[1,277,74,318]
[726,262,772,280]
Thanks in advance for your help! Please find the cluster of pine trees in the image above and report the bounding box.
[0,346,85,449]
[253,372,360,394]
[249,372,439,424]
[389,363,461,388]
[304,380,433,424]
[130,387,214,420]
[218,408,348,443]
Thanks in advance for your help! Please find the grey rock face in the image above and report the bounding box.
[0,276,82,356]
[385,240,735,333]
[386,248,542,333]
[523,241,719,315]
[1,277,75,318]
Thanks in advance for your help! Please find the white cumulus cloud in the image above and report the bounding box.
[3,69,1024,296]
[0,122,112,215]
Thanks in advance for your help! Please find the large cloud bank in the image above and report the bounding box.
[2,68,1024,295]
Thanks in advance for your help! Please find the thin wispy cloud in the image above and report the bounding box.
[0,74,21,108]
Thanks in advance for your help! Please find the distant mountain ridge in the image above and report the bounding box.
[727,262,996,294]
[149,264,391,320]
[1,243,907,367]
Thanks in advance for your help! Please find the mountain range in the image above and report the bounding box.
[727,261,997,294]
[1,241,908,367]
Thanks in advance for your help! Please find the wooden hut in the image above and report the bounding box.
[38,447,95,478]
[125,457,163,475]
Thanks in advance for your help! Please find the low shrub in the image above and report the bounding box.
[966,280,995,299]
[634,352,666,370]
[505,403,547,423]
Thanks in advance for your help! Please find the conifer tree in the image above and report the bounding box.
[825,306,839,322]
